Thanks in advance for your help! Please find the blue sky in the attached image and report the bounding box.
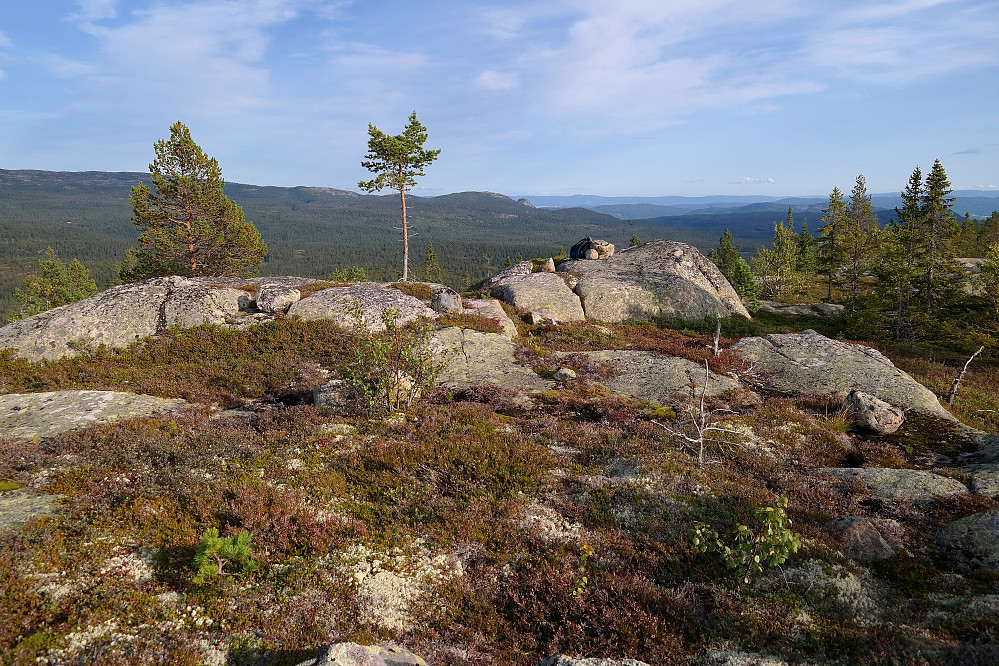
[1,0,997,196]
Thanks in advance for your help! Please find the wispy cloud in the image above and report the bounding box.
[955,143,997,155]
[476,70,519,91]
[0,30,12,49]
[730,177,776,185]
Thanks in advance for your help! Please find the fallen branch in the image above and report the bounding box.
[947,345,984,406]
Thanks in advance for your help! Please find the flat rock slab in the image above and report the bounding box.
[558,239,750,322]
[733,331,951,418]
[935,507,999,573]
[758,301,845,318]
[0,489,61,529]
[537,657,651,666]
[566,351,740,403]
[490,273,585,322]
[288,284,436,331]
[296,642,428,666]
[0,390,191,442]
[826,467,968,504]
[433,327,549,392]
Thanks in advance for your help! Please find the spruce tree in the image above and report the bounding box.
[796,219,817,276]
[817,188,847,300]
[128,121,267,279]
[842,174,879,302]
[707,229,742,279]
[918,159,961,320]
[423,242,443,284]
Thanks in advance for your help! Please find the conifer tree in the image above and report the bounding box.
[127,121,267,279]
[7,248,98,322]
[842,174,879,302]
[707,229,742,279]
[423,242,443,284]
[753,215,803,299]
[817,188,847,300]
[917,159,961,320]
[796,219,817,276]
[358,112,441,281]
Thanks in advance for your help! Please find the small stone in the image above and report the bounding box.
[553,367,577,382]
[255,283,301,313]
[846,390,906,434]
[541,258,556,272]
[829,516,897,563]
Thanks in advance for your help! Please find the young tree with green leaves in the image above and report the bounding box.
[358,111,441,281]
[817,188,847,300]
[7,248,98,322]
[127,121,267,280]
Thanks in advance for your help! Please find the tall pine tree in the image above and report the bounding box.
[817,188,847,300]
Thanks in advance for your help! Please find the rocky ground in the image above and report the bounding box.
[1,246,998,665]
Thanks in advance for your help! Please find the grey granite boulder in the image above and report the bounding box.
[482,261,534,290]
[559,239,750,322]
[0,276,255,361]
[935,507,999,572]
[733,331,951,418]
[826,468,968,504]
[430,285,462,314]
[569,237,615,260]
[757,300,845,318]
[288,284,435,331]
[564,351,740,402]
[490,273,585,322]
[0,390,191,442]
[846,390,906,434]
[255,283,301,313]
[964,464,999,497]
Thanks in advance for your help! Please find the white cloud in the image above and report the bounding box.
[0,30,12,49]
[476,70,519,90]
[70,0,117,23]
[730,177,776,185]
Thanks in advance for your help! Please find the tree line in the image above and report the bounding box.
[709,159,999,352]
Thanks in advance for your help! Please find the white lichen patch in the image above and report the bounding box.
[335,541,461,632]
[100,546,156,583]
[521,502,585,542]
[786,559,879,624]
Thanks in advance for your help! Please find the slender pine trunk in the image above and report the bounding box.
[400,184,409,281]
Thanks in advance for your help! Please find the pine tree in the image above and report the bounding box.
[817,188,847,300]
[8,248,98,322]
[127,121,267,279]
[423,242,443,284]
[358,112,441,281]
[796,219,817,276]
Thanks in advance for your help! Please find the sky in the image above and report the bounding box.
[0,0,997,197]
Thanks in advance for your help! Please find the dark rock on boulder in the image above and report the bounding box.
[569,237,615,260]
[733,331,951,418]
[559,239,750,322]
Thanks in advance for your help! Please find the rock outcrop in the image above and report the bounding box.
[569,237,615,260]
[294,643,427,666]
[935,507,999,573]
[0,390,191,442]
[825,468,969,504]
[732,331,951,418]
[288,284,436,331]
[489,273,585,323]
[558,239,751,322]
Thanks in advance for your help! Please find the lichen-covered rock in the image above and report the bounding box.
[288,284,435,331]
[462,299,519,339]
[433,327,549,392]
[481,261,534,290]
[0,390,191,442]
[733,331,951,418]
[846,390,906,434]
[564,351,740,402]
[430,285,462,314]
[0,489,61,529]
[490,273,585,322]
[0,276,255,361]
[313,380,360,414]
[295,643,428,666]
[757,300,845,318]
[559,239,750,322]
[255,283,301,313]
[965,464,999,497]
[935,507,999,572]
[828,516,898,563]
[826,468,968,504]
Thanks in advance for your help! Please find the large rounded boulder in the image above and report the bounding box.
[557,239,750,322]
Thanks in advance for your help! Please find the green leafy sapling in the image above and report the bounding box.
[571,543,595,596]
[690,496,802,584]
[192,528,257,583]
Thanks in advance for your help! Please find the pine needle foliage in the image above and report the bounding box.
[125,121,267,281]
[7,247,97,322]
[192,527,257,583]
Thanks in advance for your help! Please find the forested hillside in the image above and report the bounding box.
[0,169,740,319]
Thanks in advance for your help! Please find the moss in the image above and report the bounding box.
[0,481,21,493]
[389,282,434,300]
[434,312,502,333]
